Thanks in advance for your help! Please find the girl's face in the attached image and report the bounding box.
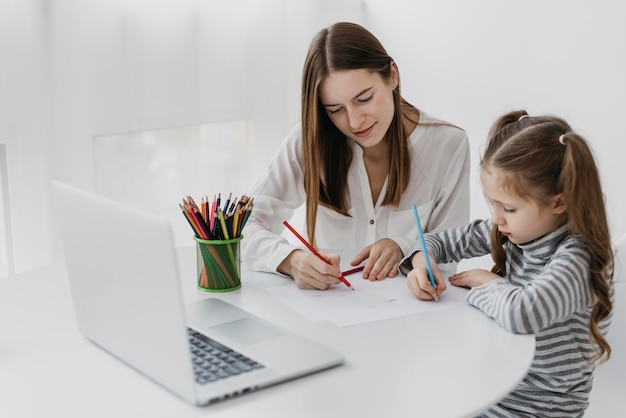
[319,67,397,149]
[481,167,567,245]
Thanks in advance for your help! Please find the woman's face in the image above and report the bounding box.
[319,67,397,149]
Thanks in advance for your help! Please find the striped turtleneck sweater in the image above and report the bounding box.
[400,219,612,418]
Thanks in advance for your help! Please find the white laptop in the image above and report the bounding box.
[52,181,344,406]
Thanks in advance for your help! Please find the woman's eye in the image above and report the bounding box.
[328,107,343,115]
[359,95,374,103]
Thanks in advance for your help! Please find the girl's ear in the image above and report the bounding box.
[553,193,568,214]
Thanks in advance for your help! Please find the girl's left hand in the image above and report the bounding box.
[350,238,403,281]
[448,268,500,289]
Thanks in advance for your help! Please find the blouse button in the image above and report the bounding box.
[369,219,375,225]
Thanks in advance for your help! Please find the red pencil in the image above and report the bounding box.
[282,220,354,290]
[342,266,365,276]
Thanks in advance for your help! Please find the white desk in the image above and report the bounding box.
[0,249,534,418]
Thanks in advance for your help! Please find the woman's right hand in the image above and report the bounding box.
[277,249,343,290]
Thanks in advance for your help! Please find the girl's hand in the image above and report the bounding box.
[405,252,447,301]
[448,268,500,289]
[278,249,342,290]
[350,238,403,281]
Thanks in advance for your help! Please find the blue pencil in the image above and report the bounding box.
[412,204,438,302]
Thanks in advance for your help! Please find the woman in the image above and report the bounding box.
[242,22,470,290]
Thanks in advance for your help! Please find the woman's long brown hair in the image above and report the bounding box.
[300,22,419,247]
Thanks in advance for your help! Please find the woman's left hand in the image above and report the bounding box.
[350,238,403,281]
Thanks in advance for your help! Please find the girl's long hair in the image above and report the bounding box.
[483,110,613,364]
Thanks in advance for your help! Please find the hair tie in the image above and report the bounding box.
[559,134,566,145]
[518,114,529,121]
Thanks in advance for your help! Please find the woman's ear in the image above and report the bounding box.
[390,61,399,89]
[553,193,568,214]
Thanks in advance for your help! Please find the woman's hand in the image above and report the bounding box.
[277,249,342,290]
[448,269,500,289]
[405,251,447,301]
[350,238,403,281]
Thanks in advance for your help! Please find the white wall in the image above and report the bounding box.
[364,0,626,236]
[1,0,624,275]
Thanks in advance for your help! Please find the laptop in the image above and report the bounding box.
[51,181,344,406]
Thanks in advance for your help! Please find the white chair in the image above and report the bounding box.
[586,233,626,417]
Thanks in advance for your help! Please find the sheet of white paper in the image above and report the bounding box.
[264,274,469,327]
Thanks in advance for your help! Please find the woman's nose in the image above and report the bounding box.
[346,106,364,129]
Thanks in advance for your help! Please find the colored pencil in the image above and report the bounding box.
[232,207,240,238]
[342,266,365,276]
[412,204,438,302]
[223,192,231,214]
[209,195,216,234]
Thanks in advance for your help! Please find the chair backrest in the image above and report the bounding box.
[585,233,626,416]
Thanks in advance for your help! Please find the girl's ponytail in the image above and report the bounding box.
[559,132,613,363]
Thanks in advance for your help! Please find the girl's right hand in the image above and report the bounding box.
[405,251,447,301]
[278,249,343,290]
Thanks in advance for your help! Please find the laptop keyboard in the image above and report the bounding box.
[187,328,265,385]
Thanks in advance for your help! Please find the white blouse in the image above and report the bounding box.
[241,112,471,274]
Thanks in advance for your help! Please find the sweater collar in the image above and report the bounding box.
[514,224,569,261]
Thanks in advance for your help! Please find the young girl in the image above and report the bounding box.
[401,110,613,417]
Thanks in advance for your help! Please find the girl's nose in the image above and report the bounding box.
[491,209,504,226]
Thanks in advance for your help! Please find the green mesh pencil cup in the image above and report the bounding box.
[194,235,242,292]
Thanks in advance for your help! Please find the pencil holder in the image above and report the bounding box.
[194,236,242,292]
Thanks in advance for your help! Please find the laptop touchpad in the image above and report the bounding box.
[211,318,283,345]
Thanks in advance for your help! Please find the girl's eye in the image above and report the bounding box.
[504,208,516,213]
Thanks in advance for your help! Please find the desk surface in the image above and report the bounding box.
[0,249,534,418]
